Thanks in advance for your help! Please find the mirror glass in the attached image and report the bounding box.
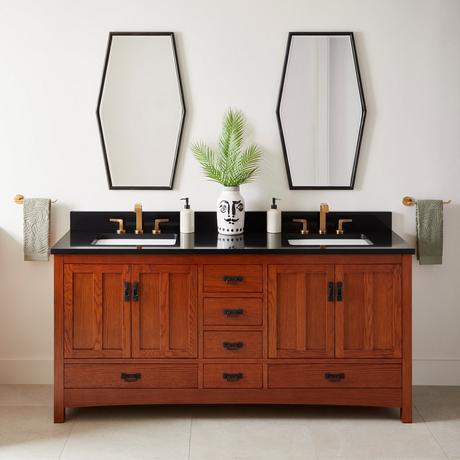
[277,33,366,189]
[97,33,186,189]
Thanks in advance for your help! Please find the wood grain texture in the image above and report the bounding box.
[203,331,263,358]
[54,256,65,423]
[268,265,335,358]
[203,297,263,326]
[203,264,263,293]
[65,364,198,389]
[268,364,401,388]
[401,255,413,422]
[203,364,263,389]
[335,264,401,358]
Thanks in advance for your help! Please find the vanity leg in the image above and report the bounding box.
[54,401,65,423]
[54,256,65,423]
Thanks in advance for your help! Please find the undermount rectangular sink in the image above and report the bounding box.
[92,234,177,247]
[288,235,373,246]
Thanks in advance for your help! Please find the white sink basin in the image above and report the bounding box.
[93,237,177,246]
[288,238,373,246]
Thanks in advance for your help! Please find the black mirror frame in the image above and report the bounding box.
[276,32,367,190]
[96,32,186,190]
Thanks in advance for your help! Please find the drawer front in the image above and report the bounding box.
[203,265,263,293]
[203,364,263,389]
[204,331,263,358]
[268,364,401,389]
[204,297,263,326]
[65,364,198,389]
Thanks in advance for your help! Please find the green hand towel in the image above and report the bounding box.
[416,200,443,265]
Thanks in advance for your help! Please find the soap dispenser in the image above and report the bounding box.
[180,197,194,233]
[267,197,281,233]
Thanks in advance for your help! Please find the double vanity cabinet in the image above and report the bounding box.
[52,211,414,423]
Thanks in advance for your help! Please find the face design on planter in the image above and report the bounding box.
[219,199,244,225]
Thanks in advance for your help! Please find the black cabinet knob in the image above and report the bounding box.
[223,372,243,381]
[121,372,141,382]
[223,342,244,350]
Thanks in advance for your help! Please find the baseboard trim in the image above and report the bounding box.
[0,360,53,384]
[1,358,459,385]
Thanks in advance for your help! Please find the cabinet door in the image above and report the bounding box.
[64,264,131,358]
[132,265,197,358]
[268,265,335,358]
[335,264,402,358]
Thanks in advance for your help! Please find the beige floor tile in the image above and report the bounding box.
[189,405,317,460]
[0,405,73,459]
[415,386,460,458]
[0,384,52,406]
[60,405,191,460]
[302,405,445,458]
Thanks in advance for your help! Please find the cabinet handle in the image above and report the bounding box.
[121,372,141,382]
[223,341,244,350]
[336,282,343,301]
[325,372,345,382]
[223,308,244,316]
[327,282,334,302]
[223,372,243,381]
[223,275,244,283]
[124,281,131,301]
[132,281,139,302]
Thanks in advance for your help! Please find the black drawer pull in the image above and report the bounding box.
[223,275,244,283]
[223,341,244,350]
[223,308,244,316]
[327,282,334,302]
[223,372,243,381]
[124,281,131,301]
[132,281,139,302]
[121,372,141,382]
[336,282,343,301]
[325,372,345,382]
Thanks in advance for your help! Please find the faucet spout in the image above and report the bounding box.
[134,202,143,234]
[319,203,330,235]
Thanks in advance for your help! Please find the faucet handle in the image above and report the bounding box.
[293,218,309,235]
[109,218,126,235]
[152,218,169,235]
[320,203,330,213]
[336,219,352,235]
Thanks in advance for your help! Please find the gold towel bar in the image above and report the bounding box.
[402,196,451,207]
[14,194,57,205]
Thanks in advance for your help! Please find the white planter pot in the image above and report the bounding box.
[217,186,245,235]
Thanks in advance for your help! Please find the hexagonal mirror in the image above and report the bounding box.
[277,32,366,189]
[97,32,186,189]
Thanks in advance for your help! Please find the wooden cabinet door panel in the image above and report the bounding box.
[268,265,335,358]
[64,264,131,358]
[132,265,197,358]
[335,264,402,358]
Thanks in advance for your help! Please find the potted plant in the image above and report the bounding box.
[192,109,262,235]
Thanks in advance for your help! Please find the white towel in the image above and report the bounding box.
[23,198,51,262]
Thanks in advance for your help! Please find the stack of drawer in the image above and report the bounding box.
[202,264,264,389]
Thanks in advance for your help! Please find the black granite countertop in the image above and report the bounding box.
[51,211,415,255]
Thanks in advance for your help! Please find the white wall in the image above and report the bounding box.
[0,0,459,384]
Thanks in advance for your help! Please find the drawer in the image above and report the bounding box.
[65,364,198,389]
[203,265,263,293]
[268,364,401,389]
[204,297,263,326]
[203,364,263,388]
[204,331,263,358]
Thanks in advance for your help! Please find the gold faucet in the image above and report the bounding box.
[152,219,169,235]
[134,203,143,234]
[319,203,330,235]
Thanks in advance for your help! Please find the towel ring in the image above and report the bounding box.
[402,196,451,207]
[14,194,57,204]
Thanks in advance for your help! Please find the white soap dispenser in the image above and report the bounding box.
[267,197,281,234]
[180,197,194,233]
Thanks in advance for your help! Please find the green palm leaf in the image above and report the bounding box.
[192,109,262,187]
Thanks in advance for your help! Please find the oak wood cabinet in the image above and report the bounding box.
[54,254,412,424]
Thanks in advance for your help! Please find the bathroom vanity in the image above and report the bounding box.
[51,211,414,423]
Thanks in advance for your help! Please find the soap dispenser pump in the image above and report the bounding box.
[180,197,194,233]
[267,197,281,233]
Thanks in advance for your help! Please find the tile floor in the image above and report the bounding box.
[0,385,459,459]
